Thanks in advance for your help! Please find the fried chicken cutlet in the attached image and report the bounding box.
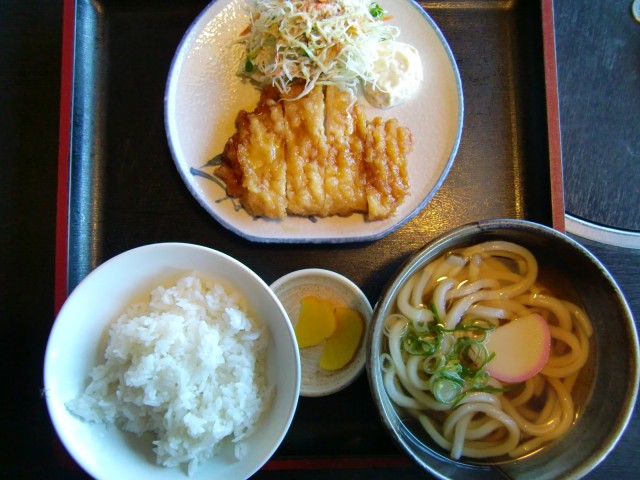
[283,84,328,216]
[216,87,287,218]
[216,85,412,220]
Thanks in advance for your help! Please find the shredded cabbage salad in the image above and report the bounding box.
[238,0,399,99]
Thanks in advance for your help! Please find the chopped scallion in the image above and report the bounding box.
[400,304,503,405]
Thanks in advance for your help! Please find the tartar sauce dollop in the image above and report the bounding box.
[364,41,423,109]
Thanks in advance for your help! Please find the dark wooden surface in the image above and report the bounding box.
[0,0,65,477]
[555,0,640,231]
[0,0,638,478]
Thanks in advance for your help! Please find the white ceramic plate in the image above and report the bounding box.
[44,243,300,480]
[165,0,463,243]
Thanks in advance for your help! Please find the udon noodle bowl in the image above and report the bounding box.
[379,240,593,461]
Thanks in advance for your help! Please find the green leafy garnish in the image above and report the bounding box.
[401,305,509,406]
[369,2,384,20]
[403,328,442,356]
[245,60,254,73]
[430,303,441,324]
[433,377,463,404]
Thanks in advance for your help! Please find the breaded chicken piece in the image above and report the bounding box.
[216,87,287,218]
[283,85,328,216]
[324,86,367,216]
[217,85,412,221]
[362,115,412,220]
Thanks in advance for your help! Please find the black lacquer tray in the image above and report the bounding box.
[54,0,563,476]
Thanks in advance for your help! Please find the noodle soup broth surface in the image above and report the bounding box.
[380,241,595,464]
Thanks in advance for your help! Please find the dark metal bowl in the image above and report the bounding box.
[366,219,639,480]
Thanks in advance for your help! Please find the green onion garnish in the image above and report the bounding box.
[400,304,508,405]
[369,2,384,20]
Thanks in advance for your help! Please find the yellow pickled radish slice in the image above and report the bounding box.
[294,296,337,348]
[319,306,364,371]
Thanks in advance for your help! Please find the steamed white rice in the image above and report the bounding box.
[66,273,271,475]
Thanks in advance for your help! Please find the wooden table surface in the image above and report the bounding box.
[1,0,638,478]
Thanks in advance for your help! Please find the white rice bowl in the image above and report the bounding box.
[44,243,300,480]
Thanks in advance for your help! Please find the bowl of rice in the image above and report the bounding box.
[44,243,301,480]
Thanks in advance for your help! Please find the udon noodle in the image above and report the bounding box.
[380,240,592,460]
